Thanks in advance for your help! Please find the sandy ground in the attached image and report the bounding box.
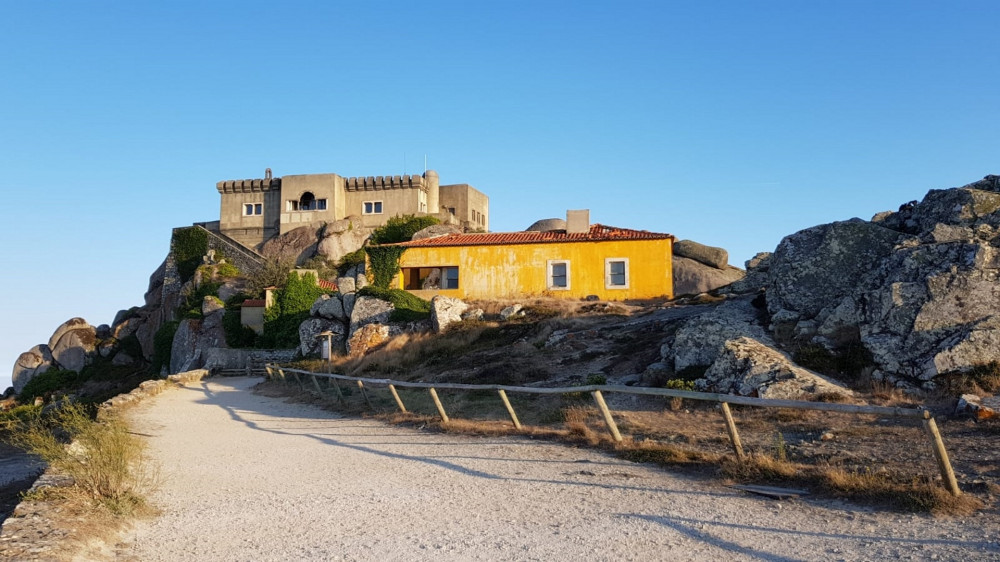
[111,377,1000,561]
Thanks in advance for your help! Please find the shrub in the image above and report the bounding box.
[216,262,241,278]
[18,369,79,403]
[357,285,431,322]
[301,255,337,281]
[0,404,41,431]
[336,248,367,277]
[117,334,144,362]
[151,321,179,374]
[9,402,157,515]
[177,281,222,319]
[585,373,607,386]
[665,379,695,391]
[222,293,258,348]
[172,227,208,283]
[260,272,330,349]
[248,257,294,297]
[370,215,440,245]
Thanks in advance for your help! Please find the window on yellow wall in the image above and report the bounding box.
[443,267,459,289]
[605,258,629,289]
[547,260,570,290]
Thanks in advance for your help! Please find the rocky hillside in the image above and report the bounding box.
[8,175,1000,407]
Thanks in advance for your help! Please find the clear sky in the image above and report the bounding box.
[2,1,998,390]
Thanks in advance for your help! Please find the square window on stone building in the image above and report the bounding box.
[364,201,383,214]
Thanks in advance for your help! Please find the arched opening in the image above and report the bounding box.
[299,192,316,211]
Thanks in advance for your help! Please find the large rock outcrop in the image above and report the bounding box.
[700,337,854,400]
[671,240,746,296]
[47,318,98,374]
[317,217,370,262]
[762,175,1000,386]
[12,345,54,394]
[170,309,226,374]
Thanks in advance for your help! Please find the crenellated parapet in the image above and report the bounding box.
[344,174,428,192]
[216,177,282,194]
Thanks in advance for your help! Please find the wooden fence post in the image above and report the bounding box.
[388,384,407,413]
[265,366,274,381]
[429,388,450,423]
[329,378,346,404]
[290,370,304,390]
[591,390,623,443]
[310,375,324,395]
[356,380,373,409]
[720,402,745,460]
[277,369,287,385]
[922,412,961,496]
[498,389,522,430]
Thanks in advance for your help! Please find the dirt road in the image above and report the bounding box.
[112,377,1000,561]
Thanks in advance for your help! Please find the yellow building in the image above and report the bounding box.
[390,222,674,301]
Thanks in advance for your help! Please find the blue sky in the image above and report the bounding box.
[2,1,998,390]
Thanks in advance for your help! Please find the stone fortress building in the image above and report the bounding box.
[213,168,489,248]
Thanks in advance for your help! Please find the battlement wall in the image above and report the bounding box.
[344,174,427,192]
[216,178,282,194]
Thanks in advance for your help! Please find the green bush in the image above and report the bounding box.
[260,272,331,349]
[216,262,240,278]
[173,227,209,282]
[585,373,607,386]
[370,215,440,244]
[301,256,336,280]
[223,293,258,348]
[151,321,179,373]
[177,281,222,319]
[665,379,695,391]
[357,285,431,322]
[117,334,144,362]
[336,248,367,277]
[17,369,80,402]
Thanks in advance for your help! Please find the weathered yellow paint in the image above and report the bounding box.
[395,238,673,301]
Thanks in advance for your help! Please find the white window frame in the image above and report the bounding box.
[605,257,630,289]
[244,203,263,216]
[547,260,570,291]
[363,201,383,215]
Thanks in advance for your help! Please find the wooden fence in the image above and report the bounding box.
[266,364,961,496]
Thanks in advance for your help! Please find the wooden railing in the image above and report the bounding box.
[266,365,961,496]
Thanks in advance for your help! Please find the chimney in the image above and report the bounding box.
[566,209,590,234]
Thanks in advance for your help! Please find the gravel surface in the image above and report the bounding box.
[112,377,1000,561]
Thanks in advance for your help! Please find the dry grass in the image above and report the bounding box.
[8,402,158,517]
[258,364,982,515]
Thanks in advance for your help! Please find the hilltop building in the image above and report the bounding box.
[213,168,488,248]
[389,210,675,301]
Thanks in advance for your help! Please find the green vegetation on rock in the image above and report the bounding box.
[173,227,209,283]
[370,215,440,245]
[357,285,431,322]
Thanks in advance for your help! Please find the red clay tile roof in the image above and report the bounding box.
[317,279,337,291]
[390,224,674,248]
[241,299,266,308]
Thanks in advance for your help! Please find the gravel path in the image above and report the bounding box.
[113,377,1000,561]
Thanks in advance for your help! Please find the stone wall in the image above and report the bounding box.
[202,348,297,371]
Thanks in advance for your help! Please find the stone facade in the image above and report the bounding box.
[215,168,489,249]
